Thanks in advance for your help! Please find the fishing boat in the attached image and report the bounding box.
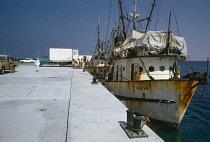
[103,0,209,127]
[87,18,108,80]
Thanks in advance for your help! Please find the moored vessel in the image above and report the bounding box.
[102,0,209,127]
[86,18,108,80]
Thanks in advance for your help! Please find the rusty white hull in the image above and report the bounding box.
[104,79,199,127]
[86,58,108,75]
[86,66,105,75]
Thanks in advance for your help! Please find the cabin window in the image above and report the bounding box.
[139,67,143,72]
[123,66,125,71]
[101,62,103,64]
[149,66,154,72]
[160,66,165,71]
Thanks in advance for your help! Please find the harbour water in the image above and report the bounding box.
[152,61,210,142]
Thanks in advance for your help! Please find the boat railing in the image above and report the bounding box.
[113,74,178,81]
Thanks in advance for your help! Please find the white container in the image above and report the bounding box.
[49,48,73,62]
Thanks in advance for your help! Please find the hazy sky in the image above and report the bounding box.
[0,0,210,61]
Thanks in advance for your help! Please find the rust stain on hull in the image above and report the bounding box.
[104,80,199,126]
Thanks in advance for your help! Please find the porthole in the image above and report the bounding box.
[160,66,165,71]
[139,67,143,72]
[149,66,154,72]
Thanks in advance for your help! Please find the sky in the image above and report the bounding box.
[0,0,210,61]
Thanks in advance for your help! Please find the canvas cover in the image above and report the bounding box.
[114,30,187,56]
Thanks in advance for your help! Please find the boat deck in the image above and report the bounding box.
[0,64,163,142]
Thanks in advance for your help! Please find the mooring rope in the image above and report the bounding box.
[143,89,168,124]
[65,69,74,142]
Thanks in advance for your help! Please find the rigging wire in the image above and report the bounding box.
[187,55,195,73]
[137,22,144,31]
[154,0,161,31]
[145,0,157,31]
[105,0,112,44]
[128,1,134,14]
[90,23,98,55]
[169,0,181,36]
[168,0,193,74]
[140,1,152,30]
[122,0,128,18]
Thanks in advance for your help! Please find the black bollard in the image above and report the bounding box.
[126,110,134,128]
[132,116,142,134]
[82,65,86,72]
[120,113,148,138]
[83,67,86,72]
[91,77,98,84]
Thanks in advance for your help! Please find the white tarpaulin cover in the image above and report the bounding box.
[114,30,188,56]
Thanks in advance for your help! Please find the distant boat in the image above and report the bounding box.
[87,18,107,80]
[101,0,209,128]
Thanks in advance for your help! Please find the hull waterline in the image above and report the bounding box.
[104,79,199,127]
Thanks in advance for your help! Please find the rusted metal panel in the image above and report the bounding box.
[104,80,199,127]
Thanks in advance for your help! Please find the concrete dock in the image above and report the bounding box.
[0,64,163,142]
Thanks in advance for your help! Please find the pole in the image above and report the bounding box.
[133,1,137,30]
[145,0,156,31]
[118,0,126,39]
[97,18,101,52]
[166,11,172,55]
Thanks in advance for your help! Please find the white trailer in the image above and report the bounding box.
[49,48,73,67]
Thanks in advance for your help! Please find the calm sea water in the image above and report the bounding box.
[152,61,210,142]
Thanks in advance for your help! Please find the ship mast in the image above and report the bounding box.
[165,11,172,55]
[97,18,101,52]
[133,1,137,30]
[118,0,126,39]
[145,0,157,31]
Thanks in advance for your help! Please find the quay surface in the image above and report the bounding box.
[0,64,163,142]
